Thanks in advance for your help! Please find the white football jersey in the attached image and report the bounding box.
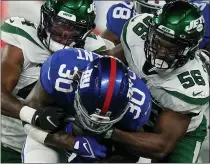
[1,16,107,152]
[121,13,209,132]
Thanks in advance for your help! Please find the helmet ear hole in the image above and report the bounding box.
[92,23,96,29]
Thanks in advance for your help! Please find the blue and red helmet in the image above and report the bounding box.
[74,56,133,133]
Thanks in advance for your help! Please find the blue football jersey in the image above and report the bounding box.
[40,48,99,115]
[106,1,134,39]
[116,70,152,131]
[40,48,151,131]
[190,0,210,48]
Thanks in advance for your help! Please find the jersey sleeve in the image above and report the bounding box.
[116,70,152,131]
[106,2,133,39]
[1,17,49,67]
[84,33,107,52]
[1,17,23,49]
[40,48,100,95]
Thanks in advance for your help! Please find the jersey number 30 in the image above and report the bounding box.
[55,64,77,93]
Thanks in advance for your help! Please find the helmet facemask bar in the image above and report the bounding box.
[74,84,132,134]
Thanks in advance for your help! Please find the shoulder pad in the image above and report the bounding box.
[157,57,209,106]
[106,2,134,38]
[1,17,49,63]
[85,33,107,52]
[121,13,153,51]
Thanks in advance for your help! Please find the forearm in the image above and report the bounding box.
[1,92,24,118]
[1,91,40,125]
[205,42,210,53]
[111,129,167,160]
[44,131,75,151]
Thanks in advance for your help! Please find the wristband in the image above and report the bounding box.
[19,106,36,124]
[24,124,48,144]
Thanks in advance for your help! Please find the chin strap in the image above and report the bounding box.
[73,29,93,48]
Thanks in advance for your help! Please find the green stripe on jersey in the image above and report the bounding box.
[122,21,131,53]
[164,89,209,105]
[1,22,44,50]
[93,45,107,52]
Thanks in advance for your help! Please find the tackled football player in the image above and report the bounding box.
[102,0,209,162]
[21,48,152,163]
[1,0,109,162]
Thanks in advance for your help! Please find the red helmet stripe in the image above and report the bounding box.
[101,58,117,113]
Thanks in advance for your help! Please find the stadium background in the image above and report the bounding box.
[0,1,209,162]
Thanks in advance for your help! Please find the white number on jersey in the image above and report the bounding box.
[113,7,131,19]
[128,87,146,119]
[55,64,78,93]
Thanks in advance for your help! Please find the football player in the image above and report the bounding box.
[100,0,165,45]
[103,0,209,162]
[101,0,210,53]
[1,0,109,162]
[18,48,151,162]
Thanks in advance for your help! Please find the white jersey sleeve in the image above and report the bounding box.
[120,13,154,77]
[1,17,50,65]
[84,32,107,52]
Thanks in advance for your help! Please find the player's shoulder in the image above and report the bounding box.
[2,17,38,40]
[116,69,151,131]
[128,13,154,26]
[48,48,100,70]
[106,1,134,38]
[121,13,153,50]
[85,32,107,52]
[108,1,134,13]
[1,17,48,63]
[40,48,101,94]
[128,69,151,99]
[157,55,209,106]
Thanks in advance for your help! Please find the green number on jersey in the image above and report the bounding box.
[177,70,205,89]
[132,15,151,40]
[21,19,36,29]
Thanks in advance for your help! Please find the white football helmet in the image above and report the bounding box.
[134,0,166,14]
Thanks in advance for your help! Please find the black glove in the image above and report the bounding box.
[31,106,66,132]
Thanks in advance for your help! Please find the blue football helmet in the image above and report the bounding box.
[74,56,133,133]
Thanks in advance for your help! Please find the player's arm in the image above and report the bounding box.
[204,42,210,53]
[25,79,53,108]
[100,2,132,46]
[1,44,25,118]
[100,4,121,46]
[111,109,191,160]
[97,43,126,64]
[100,29,121,46]
[23,79,75,150]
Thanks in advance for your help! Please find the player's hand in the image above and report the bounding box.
[72,136,107,160]
[65,121,74,135]
[31,106,66,132]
